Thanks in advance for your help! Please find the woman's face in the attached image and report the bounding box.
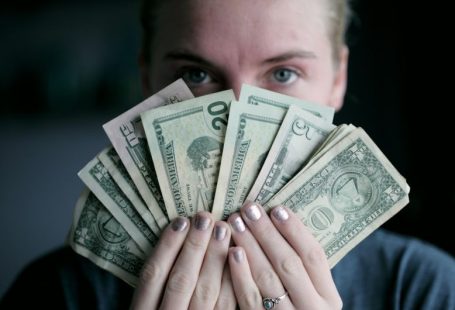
[143,0,348,110]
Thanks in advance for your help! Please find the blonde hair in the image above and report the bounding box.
[327,0,351,63]
[140,0,351,64]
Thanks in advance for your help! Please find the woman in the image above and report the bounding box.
[2,0,455,309]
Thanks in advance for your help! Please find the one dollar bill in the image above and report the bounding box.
[265,128,410,267]
[68,188,145,287]
[78,154,159,253]
[98,147,161,236]
[103,79,194,228]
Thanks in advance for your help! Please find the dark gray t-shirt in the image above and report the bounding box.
[2,229,455,309]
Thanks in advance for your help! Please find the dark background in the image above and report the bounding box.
[1,0,454,298]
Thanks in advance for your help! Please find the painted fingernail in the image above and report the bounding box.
[233,248,244,263]
[195,213,211,231]
[245,202,262,221]
[272,206,289,221]
[172,217,188,232]
[214,224,227,241]
[230,215,246,232]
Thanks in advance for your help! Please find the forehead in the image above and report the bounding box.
[153,0,330,59]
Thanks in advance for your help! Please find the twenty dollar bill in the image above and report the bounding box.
[142,90,235,219]
[212,101,285,220]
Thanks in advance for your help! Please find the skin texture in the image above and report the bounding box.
[142,0,348,110]
[132,0,348,308]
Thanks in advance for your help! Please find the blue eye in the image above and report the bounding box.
[272,68,298,84]
[181,68,212,85]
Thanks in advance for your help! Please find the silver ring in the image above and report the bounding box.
[262,291,288,309]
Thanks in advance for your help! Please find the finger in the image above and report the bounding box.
[189,221,231,309]
[130,216,189,310]
[214,264,237,310]
[270,205,341,304]
[241,202,318,308]
[228,213,293,308]
[228,247,263,309]
[160,211,214,309]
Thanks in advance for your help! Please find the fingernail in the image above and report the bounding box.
[233,248,244,262]
[195,213,211,231]
[171,217,188,232]
[272,206,289,222]
[214,224,227,241]
[230,215,245,232]
[245,202,261,221]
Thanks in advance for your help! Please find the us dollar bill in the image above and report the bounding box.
[78,154,159,253]
[142,90,235,219]
[212,101,286,220]
[103,79,194,228]
[305,124,356,168]
[239,84,335,122]
[98,147,161,236]
[68,188,145,287]
[247,105,335,205]
[265,128,410,267]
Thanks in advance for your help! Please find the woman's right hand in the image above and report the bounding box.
[130,211,235,310]
[228,203,342,310]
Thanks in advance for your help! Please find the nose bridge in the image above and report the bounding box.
[225,74,255,100]
[231,81,243,100]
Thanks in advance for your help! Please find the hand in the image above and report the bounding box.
[130,211,236,309]
[227,203,342,309]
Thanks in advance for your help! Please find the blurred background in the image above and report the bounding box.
[1,0,453,298]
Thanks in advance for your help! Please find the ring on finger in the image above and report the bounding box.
[262,291,289,309]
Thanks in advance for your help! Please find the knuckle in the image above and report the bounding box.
[214,295,236,310]
[193,281,218,304]
[139,261,162,286]
[255,268,279,289]
[166,271,194,295]
[305,245,326,267]
[279,254,303,277]
[255,223,274,239]
[186,235,206,251]
[158,232,176,249]
[238,289,262,308]
[215,292,237,310]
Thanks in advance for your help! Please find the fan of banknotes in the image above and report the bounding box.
[67,79,410,286]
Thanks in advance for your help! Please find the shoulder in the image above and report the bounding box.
[339,228,454,265]
[333,229,455,309]
[1,246,134,309]
[348,228,455,273]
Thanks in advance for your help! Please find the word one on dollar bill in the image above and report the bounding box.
[68,79,410,286]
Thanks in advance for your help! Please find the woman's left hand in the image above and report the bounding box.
[227,202,343,310]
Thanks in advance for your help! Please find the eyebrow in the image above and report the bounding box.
[164,50,215,67]
[263,50,317,64]
[164,49,317,66]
